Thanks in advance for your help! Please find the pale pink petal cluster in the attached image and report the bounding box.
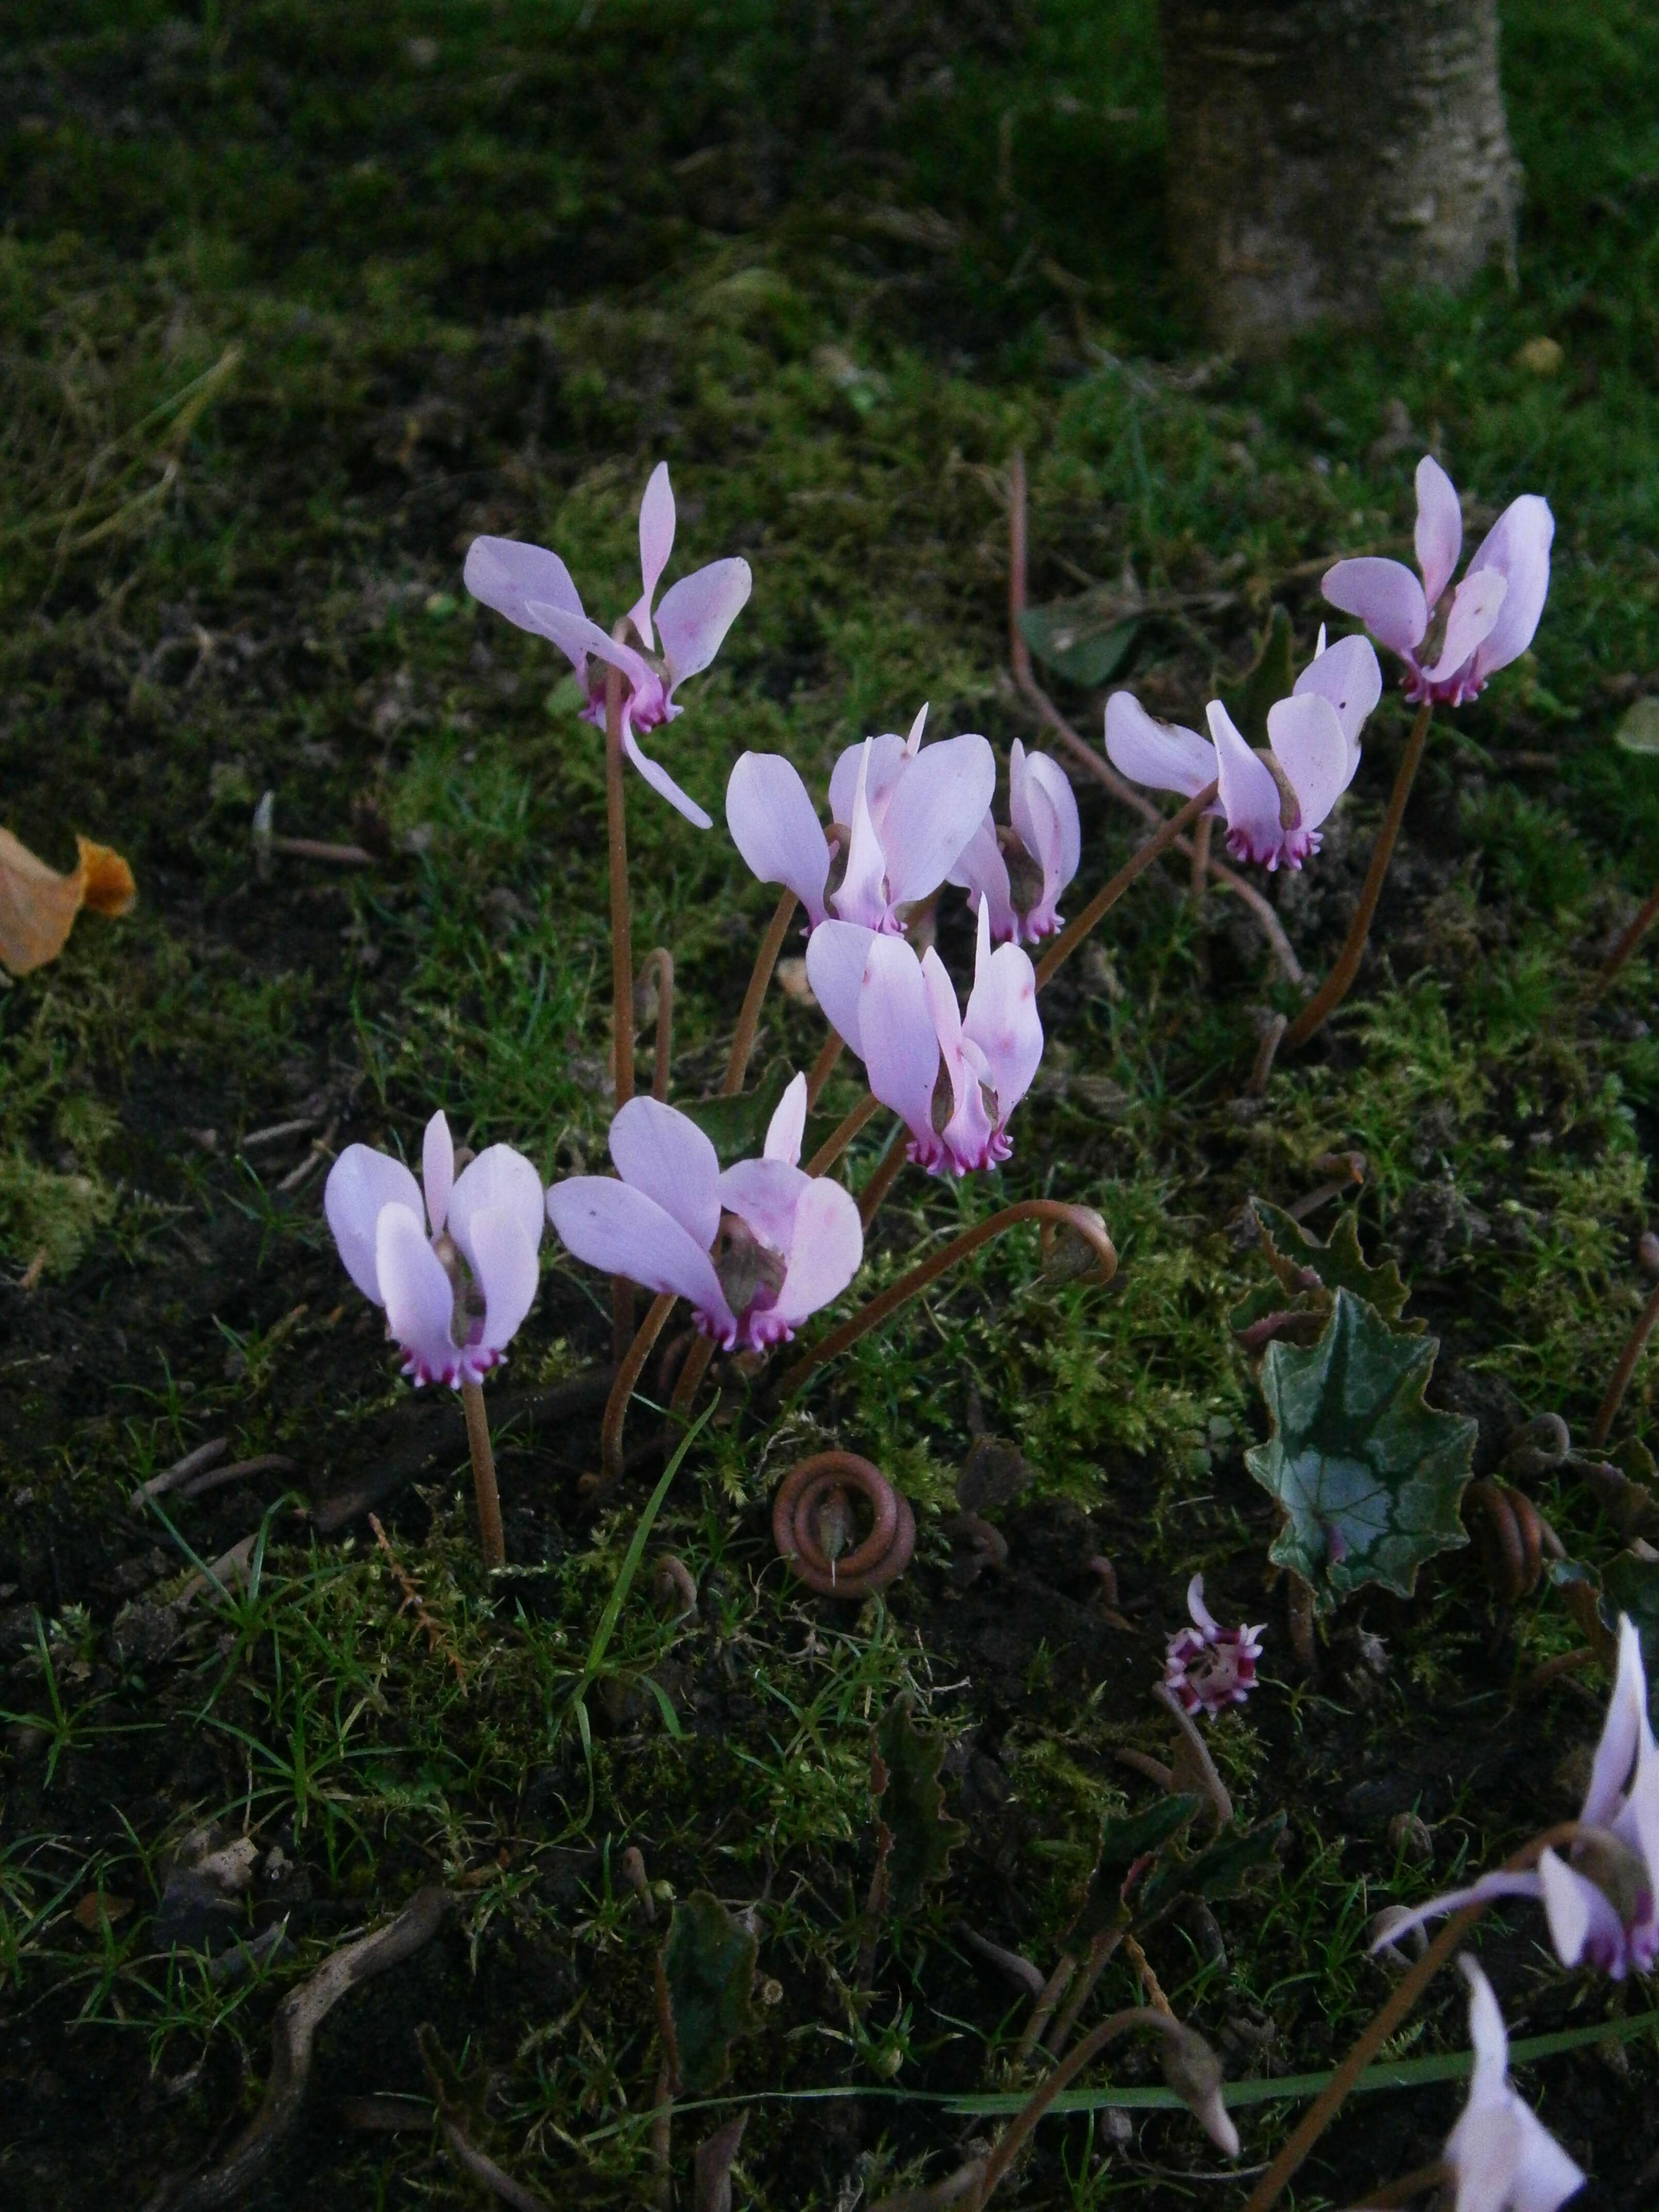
[948,738,1081,945]
[1376,1615,1659,1979]
[544,1076,862,1352]
[1163,1575,1265,1717]
[1445,1959,1585,2212]
[324,1112,543,1388]
[726,707,995,934]
[806,901,1042,1176]
[1324,455,1553,707]
[465,463,751,827]
[1104,630,1381,872]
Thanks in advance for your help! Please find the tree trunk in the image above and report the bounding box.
[1159,0,1519,352]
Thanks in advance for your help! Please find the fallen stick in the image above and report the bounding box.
[131,1438,230,1513]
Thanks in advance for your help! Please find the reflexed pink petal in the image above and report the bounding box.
[1423,566,1508,685]
[546,1176,734,1333]
[1210,702,1291,866]
[1583,1616,1647,1827]
[921,944,993,1170]
[1104,692,1217,797]
[464,537,585,633]
[376,1202,463,1387]
[1015,744,1082,897]
[326,1145,425,1305]
[859,933,942,1156]
[421,1111,454,1235]
[1321,556,1429,658]
[621,723,714,829]
[775,1177,864,1326]
[831,740,891,928]
[526,599,655,693]
[1468,494,1555,681]
[962,907,1043,1123]
[765,1071,808,1166]
[829,730,908,836]
[948,815,1017,943]
[880,732,997,910]
[1371,1869,1546,1955]
[725,753,831,924]
[628,462,676,649]
[1414,454,1463,609]
[1537,1848,1626,1973]
[657,557,752,695]
[609,1096,722,1251]
[806,919,877,1053]
[448,1143,545,1271]
[718,1156,808,1256]
[904,701,929,754]
[1293,633,1382,758]
[468,1204,540,1359]
[1266,693,1354,833]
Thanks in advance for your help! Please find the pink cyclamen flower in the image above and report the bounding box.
[1445,1958,1584,2212]
[805,900,1043,1176]
[1105,630,1381,872]
[1163,1575,1265,1717]
[324,1112,543,1388]
[725,706,995,933]
[464,462,751,827]
[1324,454,1554,708]
[1376,1614,1658,1979]
[545,1076,862,1352]
[948,739,1081,946]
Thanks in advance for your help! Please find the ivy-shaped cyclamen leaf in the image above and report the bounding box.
[872,1701,965,1916]
[1071,1795,1202,1938]
[1247,1289,1476,1613]
[1133,1811,1288,1925]
[662,1893,761,2094]
[1018,600,1139,688]
[1231,1201,1413,1349]
[674,1063,794,1166]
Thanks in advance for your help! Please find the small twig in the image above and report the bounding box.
[1245,1015,1288,1098]
[1045,1927,1123,2058]
[723,890,798,1096]
[130,1437,230,1512]
[239,1117,320,1151]
[1034,782,1220,991]
[955,1923,1048,2001]
[370,1515,466,1680]
[274,1123,337,1193]
[1588,1264,1659,1447]
[176,1455,298,1502]
[1015,1954,1076,2061]
[439,2118,555,2212]
[1598,882,1659,991]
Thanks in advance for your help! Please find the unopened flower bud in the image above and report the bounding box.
[1157,2020,1240,2158]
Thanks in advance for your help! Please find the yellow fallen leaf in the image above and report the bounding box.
[0,829,136,976]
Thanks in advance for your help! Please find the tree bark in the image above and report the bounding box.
[1159,0,1519,352]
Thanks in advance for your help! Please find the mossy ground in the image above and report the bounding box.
[5,3,1659,2205]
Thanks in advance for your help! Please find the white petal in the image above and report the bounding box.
[1467,495,1555,682]
[859,933,942,1149]
[628,461,675,649]
[621,722,713,828]
[828,730,908,836]
[464,536,585,633]
[725,752,831,923]
[947,814,1018,942]
[657,557,752,695]
[1584,1615,1648,1825]
[1210,701,1290,863]
[1424,567,1508,685]
[921,944,988,1166]
[526,599,654,693]
[1415,454,1464,610]
[963,937,1044,1119]
[376,1203,462,1386]
[449,1143,545,1270]
[468,1204,539,1357]
[1104,692,1217,796]
[546,1176,734,1333]
[1459,1957,1510,2102]
[325,1145,424,1305]
[1370,1869,1545,1955]
[765,1071,808,1165]
[1266,692,1356,833]
[905,701,928,753]
[1016,745,1082,894]
[421,1110,454,1235]
[1322,556,1429,658]
[879,732,998,910]
[775,1176,864,1326]
[1293,632,1382,759]
[806,919,877,1054]
[608,1096,722,1251]
[718,1156,809,1253]
[1537,1848,1620,1970]
[831,739,891,927]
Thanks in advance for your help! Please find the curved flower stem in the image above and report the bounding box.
[1242,1820,1580,2212]
[806,1092,883,1178]
[772,1200,1116,1402]
[600,1291,677,1489]
[1189,811,1212,914]
[1282,696,1434,1052]
[724,890,798,1096]
[635,947,675,1103]
[858,1121,909,1229]
[1598,881,1659,991]
[671,1332,717,1420]
[805,1030,844,1110]
[1007,449,1303,986]
[1034,781,1219,990]
[461,1379,505,1570]
[605,642,638,1363]
[1588,1268,1659,1448]
[970,2007,1186,2211]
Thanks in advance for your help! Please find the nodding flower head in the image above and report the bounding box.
[948,739,1081,946]
[724,705,995,934]
[806,900,1043,1177]
[1375,1614,1659,1980]
[545,1077,863,1353]
[1164,1575,1265,1717]
[1104,630,1382,873]
[464,461,752,828]
[1324,454,1554,708]
[324,1111,544,1389]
